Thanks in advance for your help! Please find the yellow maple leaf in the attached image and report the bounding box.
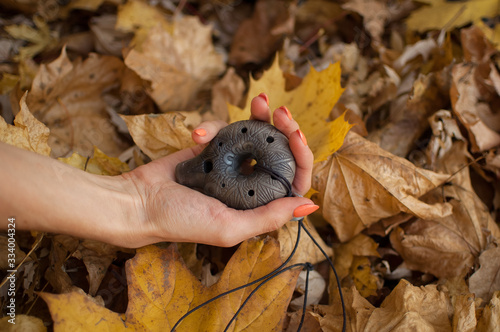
[41,237,300,331]
[228,57,353,163]
[59,147,129,176]
[0,92,51,156]
[406,0,498,32]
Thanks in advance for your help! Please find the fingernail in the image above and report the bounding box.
[278,106,292,120]
[297,129,307,146]
[293,204,319,218]
[258,93,269,106]
[194,128,206,137]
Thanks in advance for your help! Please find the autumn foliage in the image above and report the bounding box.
[1,0,500,331]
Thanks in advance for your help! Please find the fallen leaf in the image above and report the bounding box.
[290,270,326,310]
[406,0,498,32]
[476,291,500,332]
[312,131,451,242]
[276,219,333,266]
[0,92,51,156]
[229,0,293,67]
[342,0,389,42]
[42,237,300,331]
[59,146,129,176]
[228,57,353,162]
[469,246,500,303]
[121,112,195,160]
[333,234,380,282]
[451,63,500,152]
[0,314,46,332]
[4,16,57,60]
[209,67,245,123]
[310,286,375,332]
[124,17,225,112]
[26,47,128,157]
[364,279,452,331]
[349,256,380,298]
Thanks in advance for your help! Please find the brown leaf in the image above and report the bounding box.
[364,279,452,331]
[333,234,380,282]
[26,47,127,157]
[121,112,195,160]
[0,314,46,332]
[208,67,245,123]
[469,246,500,303]
[229,0,293,67]
[310,286,375,332]
[476,291,500,332]
[0,92,51,156]
[312,131,451,242]
[451,63,500,152]
[124,17,225,112]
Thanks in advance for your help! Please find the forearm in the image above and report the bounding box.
[0,142,141,246]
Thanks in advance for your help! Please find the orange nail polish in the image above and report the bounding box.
[293,204,319,218]
[297,129,307,146]
[194,128,206,137]
[279,106,292,120]
[258,93,269,106]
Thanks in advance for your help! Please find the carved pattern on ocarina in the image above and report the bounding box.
[175,120,296,209]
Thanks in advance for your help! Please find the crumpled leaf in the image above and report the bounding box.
[333,234,380,282]
[312,131,452,242]
[364,279,452,331]
[276,219,333,266]
[342,0,390,42]
[209,67,245,123]
[42,237,300,331]
[290,270,326,310]
[349,256,380,298]
[469,246,500,303]
[59,146,129,176]
[124,16,225,112]
[121,112,195,160]
[406,0,498,32]
[0,92,51,156]
[477,291,500,331]
[26,47,127,158]
[229,57,353,162]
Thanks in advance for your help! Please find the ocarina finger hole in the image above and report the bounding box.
[266,136,274,143]
[203,160,213,173]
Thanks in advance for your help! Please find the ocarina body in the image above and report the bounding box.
[175,120,296,209]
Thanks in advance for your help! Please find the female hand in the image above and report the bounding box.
[123,94,316,247]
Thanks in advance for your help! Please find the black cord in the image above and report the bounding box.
[299,221,346,332]
[223,263,307,332]
[171,218,303,331]
[171,165,346,332]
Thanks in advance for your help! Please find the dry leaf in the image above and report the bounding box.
[476,291,500,332]
[228,57,352,163]
[406,0,498,32]
[451,62,500,152]
[59,146,129,176]
[342,0,389,42]
[364,279,452,331]
[42,237,300,331]
[0,92,51,156]
[124,17,225,112]
[121,112,195,160]
[276,219,333,266]
[349,256,380,298]
[290,270,326,310]
[469,246,500,303]
[26,47,127,157]
[312,131,452,242]
[0,314,46,332]
[333,234,380,282]
[209,67,245,123]
[310,286,375,332]
[229,0,293,67]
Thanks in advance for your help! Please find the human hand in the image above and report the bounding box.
[123,94,316,247]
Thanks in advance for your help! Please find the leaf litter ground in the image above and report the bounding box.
[1,0,500,331]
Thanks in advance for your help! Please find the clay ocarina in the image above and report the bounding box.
[175,120,296,210]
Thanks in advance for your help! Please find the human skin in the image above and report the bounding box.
[0,94,317,248]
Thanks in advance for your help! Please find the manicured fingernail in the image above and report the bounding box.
[258,93,269,106]
[297,129,307,146]
[278,106,292,120]
[293,204,319,218]
[194,128,206,137]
